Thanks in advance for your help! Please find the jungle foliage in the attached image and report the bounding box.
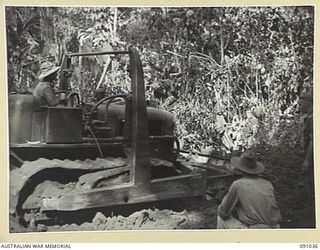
[5,6,314,153]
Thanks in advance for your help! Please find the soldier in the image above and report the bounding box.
[298,92,314,194]
[217,151,282,229]
[33,61,60,106]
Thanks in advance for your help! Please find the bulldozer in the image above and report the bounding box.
[9,47,235,230]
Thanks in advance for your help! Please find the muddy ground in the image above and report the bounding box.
[10,143,316,232]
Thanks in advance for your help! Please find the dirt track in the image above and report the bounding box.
[256,143,315,228]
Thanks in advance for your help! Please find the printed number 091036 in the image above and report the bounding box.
[300,244,318,248]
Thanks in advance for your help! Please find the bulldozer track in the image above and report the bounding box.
[10,156,180,221]
[10,157,128,216]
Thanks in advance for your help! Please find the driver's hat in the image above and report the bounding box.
[38,61,60,80]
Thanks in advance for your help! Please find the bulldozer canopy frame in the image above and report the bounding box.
[63,48,151,187]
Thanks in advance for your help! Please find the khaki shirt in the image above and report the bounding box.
[218,176,282,226]
[33,81,59,106]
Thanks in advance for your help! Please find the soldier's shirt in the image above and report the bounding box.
[33,81,59,106]
[218,176,282,226]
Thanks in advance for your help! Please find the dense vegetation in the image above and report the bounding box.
[6,6,314,153]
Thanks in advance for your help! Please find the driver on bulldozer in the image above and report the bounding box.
[33,61,60,106]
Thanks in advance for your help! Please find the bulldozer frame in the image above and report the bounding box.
[9,47,208,217]
[41,47,206,212]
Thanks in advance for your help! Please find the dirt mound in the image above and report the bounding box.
[256,143,315,228]
[43,208,207,232]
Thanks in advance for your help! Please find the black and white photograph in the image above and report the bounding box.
[5,5,316,234]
